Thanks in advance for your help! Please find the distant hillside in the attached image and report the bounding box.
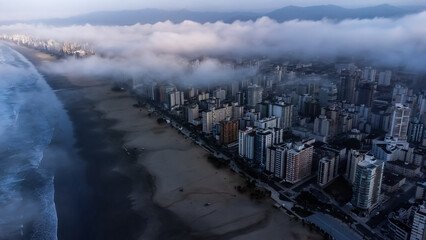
[1,4,422,26]
[38,9,259,26]
[266,4,414,21]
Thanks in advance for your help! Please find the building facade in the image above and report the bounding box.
[389,104,411,141]
[247,84,263,107]
[254,129,274,165]
[238,127,257,159]
[285,143,314,184]
[317,156,338,187]
[269,102,294,130]
[346,149,364,184]
[220,120,239,145]
[351,155,384,212]
[411,206,426,240]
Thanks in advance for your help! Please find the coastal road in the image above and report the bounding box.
[306,213,362,240]
[367,185,416,228]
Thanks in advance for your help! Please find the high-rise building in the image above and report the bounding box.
[156,83,176,103]
[167,90,184,109]
[317,155,338,187]
[351,155,384,212]
[378,71,392,86]
[357,82,375,107]
[236,91,245,106]
[229,102,243,120]
[247,84,263,107]
[339,70,360,103]
[213,88,227,101]
[207,97,222,110]
[303,100,321,119]
[231,81,239,100]
[220,120,239,145]
[411,206,426,240]
[346,150,364,184]
[316,107,339,137]
[265,145,287,179]
[275,65,283,82]
[418,93,426,119]
[389,104,411,141]
[187,87,197,99]
[318,85,338,108]
[198,92,210,101]
[238,127,257,159]
[202,111,213,133]
[408,118,424,143]
[270,127,284,145]
[269,102,293,130]
[393,84,409,105]
[371,101,392,132]
[314,114,330,137]
[186,104,199,124]
[364,67,376,82]
[285,143,314,184]
[254,129,274,165]
[256,102,269,119]
[202,105,234,133]
[415,182,426,201]
[338,113,353,135]
[388,218,411,240]
[139,82,156,101]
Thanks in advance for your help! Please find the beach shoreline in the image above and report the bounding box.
[9,43,322,240]
[6,42,193,240]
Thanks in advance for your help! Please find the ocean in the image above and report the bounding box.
[0,43,69,239]
[0,43,199,240]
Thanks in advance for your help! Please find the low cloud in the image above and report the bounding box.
[1,12,426,84]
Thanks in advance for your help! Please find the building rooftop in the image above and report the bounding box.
[256,129,273,136]
[382,172,405,186]
[256,116,279,123]
[241,127,257,132]
[376,144,392,154]
[358,155,381,168]
[388,218,411,233]
[386,160,419,170]
[394,103,409,109]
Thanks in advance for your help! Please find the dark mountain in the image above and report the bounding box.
[1,4,422,26]
[36,9,259,26]
[266,4,414,21]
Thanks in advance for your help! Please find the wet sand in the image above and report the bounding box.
[11,44,322,240]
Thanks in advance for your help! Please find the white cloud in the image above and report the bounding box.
[2,12,426,84]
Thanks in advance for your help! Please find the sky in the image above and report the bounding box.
[1,0,426,21]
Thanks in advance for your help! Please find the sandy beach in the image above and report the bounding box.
[10,44,322,240]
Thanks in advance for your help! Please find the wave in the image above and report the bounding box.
[0,44,63,240]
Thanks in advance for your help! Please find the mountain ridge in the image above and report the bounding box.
[1,4,423,26]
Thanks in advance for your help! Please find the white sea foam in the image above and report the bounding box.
[0,44,60,240]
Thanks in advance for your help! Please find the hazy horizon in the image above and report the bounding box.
[1,0,426,21]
